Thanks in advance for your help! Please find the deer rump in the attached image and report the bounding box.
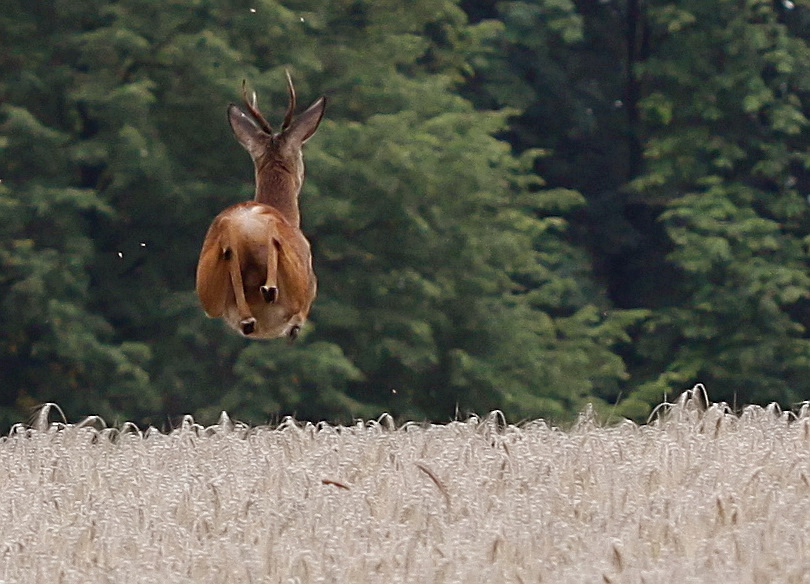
[196,201,315,339]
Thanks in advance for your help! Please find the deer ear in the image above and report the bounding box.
[228,104,267,159]
[285,97,326,145]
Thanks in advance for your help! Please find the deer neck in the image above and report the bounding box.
[254,165,302,227]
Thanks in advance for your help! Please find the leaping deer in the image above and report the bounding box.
[196,73,325,340]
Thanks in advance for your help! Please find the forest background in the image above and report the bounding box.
[1,0,810,431]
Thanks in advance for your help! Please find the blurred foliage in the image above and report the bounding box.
[1,0,809,431]
[627,0,810,409]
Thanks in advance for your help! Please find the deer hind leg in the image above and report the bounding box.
[260,237,279,304]
[222,220,256,335]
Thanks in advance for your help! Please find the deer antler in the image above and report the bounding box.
[281,70,297,131]
[241,79,274,134]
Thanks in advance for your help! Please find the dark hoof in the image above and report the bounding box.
[240,318,257,335]
[260,285,278,303]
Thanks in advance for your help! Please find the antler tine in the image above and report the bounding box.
[281,69,297,131]
[241,79,274,134]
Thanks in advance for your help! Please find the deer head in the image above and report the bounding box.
[227,72,326,226]
[195,73,324,339]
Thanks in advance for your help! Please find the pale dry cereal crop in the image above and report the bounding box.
[1,386,810,583]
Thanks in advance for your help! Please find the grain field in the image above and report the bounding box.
[1,386,810,583]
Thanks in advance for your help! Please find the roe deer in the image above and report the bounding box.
[196,73,325,339]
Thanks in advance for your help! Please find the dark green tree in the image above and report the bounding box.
[0,1,158,427]
[0,0,645,429]
[459,0,657,417]
[218,0,643,422]
[628,0,810,408]
[459,0,810,417]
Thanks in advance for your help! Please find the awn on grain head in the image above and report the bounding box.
[196,72,325,340]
